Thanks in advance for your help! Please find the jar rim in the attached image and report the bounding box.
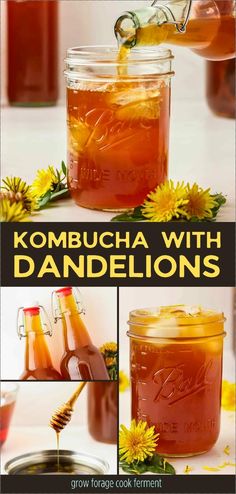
[4,450,109,475]
[128,305,225,339]
[65,45,174,66]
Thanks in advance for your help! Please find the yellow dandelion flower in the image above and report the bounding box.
[119,420,159,464]
[105,357,117,367]
[0,198,30,222]
[221,380,236,411]
[100,342,117,380]
[100,342,117,355]
[184,465,193,474]
[185,183,217,220]
[142,180,189,222]
[224,445,230,456]
[31,166,58,198]
[119,371,130,392]
[1,176,37,212]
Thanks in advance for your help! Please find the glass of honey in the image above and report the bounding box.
[127,305,225,457]
[0,383,18,446]
[64,46,174,212]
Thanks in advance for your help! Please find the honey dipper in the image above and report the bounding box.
[50,382,86,433]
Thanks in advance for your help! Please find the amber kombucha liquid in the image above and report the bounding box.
[21,366,62,381]
[206,59,236,118]
[119,2,235,61]
[67,81,170,211]
[88,382,117,443]
[131,337,223,456]
[135,15,235,61]
[0,393,16,445]
[7,0,58,105]
[56,289,109,380]
[20,310,62,381]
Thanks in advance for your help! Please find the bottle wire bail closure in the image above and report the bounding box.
[51,287,86,323]
[151,0,192,33]
[17,305,53,339]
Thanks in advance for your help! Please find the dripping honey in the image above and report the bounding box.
[56,432,60,472]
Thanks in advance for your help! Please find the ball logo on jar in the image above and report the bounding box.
[83,107,152,151]
[153,360,216,406]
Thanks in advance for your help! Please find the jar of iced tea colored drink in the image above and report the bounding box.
[128,305,225,457]
[88,382,117,444]
[64,47,174,211]
[206,59,236,118]
[7,0,58,106]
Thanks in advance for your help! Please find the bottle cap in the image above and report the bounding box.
[52,287,85,322]
[17,305,52,339]
[55,287,72,298]
[23,306,40,316]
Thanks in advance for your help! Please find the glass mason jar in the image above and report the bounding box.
[0,383,18,446]
[127,305,225,457]
[206,59,236,118]
[64,46,174,212]
[87,382,117,444]
[7,0,58,106]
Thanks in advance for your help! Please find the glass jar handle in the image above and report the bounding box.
[151,0,192,33]
[16,305,52,339]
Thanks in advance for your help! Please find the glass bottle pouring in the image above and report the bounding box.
[17,306,62,380]
[115,0,236,60]
[52,287,109,380]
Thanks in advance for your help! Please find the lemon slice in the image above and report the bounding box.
[68,117,91,154]
[112,89,161,121]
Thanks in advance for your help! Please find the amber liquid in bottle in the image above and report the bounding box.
[56,288,109,380]
[206,59,236,118]
[7,0,58,105]
[88,382,117,444]
[116,1,235,61]
[20,307,62,381]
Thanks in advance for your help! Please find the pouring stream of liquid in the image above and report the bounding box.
[49,382,87,472]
